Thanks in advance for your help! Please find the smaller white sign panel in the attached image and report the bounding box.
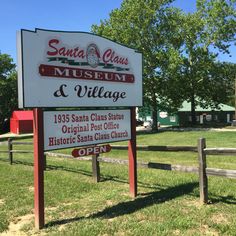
[43,109,131,151]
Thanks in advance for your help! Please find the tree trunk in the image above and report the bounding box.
[152,105,158,131]
[151,95,158,131]
[190,94,196,125]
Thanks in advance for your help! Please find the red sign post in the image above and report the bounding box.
[33,108,45,229]
[128,107,137,197]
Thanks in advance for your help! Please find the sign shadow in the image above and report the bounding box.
[46,181,198,228]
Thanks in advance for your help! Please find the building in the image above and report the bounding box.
[176,101,235,126]
[138,101,235,126]
[10,111,33,134]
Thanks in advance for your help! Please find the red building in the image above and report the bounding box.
[10,111,33,134]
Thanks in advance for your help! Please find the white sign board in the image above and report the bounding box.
[43,109,131,151]
[17,29,142,108]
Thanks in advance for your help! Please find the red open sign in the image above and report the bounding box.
[72,144,111,157]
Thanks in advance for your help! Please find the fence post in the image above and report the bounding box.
[198,138,208,204]
[92,154,100,182]
[8,138,13,165]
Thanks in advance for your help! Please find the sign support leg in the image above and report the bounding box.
[92,154,100,182]
[128,107,137,197]
[33,108,45,229]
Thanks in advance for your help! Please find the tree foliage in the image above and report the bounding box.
[178,0,236,124]
[92,0,184,130]
[92,0,235,128]
[0,53,17,133]
[218,62,236,107]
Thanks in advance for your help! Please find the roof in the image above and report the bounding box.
[178,101,235,112]
[12,111,33,120]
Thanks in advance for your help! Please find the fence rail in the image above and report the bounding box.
[204,148,236,155]
[46,152,236,178]
[12,141,33,145]
[1,137,236,204]
[206,168,236,178]
[11,150,34,153]
[112,145,197,152]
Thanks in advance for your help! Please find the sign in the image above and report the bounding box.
[43,109,131,151]
[72,144,111,157]
[17,29,142,108]
[159,112,168,119]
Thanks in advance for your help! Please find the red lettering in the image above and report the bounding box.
[102,49,128,65]
[47,39,59,56]
[47,39,128,66]
[103,49,112,64]
[47,39,85,59]
[72,144,111,157]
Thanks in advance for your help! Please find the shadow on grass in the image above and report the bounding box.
[12,160,94,178]
[5,159,164,190]
[25,161,163,189]
[46,181,198,228]
[210,195,236,205]
[0,157,10,163]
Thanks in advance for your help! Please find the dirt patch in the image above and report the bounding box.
[200,224,219,236]
[45,202,76,214]
[106,200,113,206]
[172,229,181,235]
[63,202,73,207]
[0,199,5,206]
[46,206,58,212]
[58,224,66,232]
[185,225,219,236]
[211,213,229,225]
[183,199,202,209]
[0,214,34,236]
[28,186,34,192]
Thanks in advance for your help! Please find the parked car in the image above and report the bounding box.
[143,120,152,128]
[143,120,160,128]
[136,119,144,126]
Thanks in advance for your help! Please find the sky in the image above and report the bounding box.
[0,0,235,64]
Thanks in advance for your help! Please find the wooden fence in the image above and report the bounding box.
[7,139,33,165]
[198,138,236,204]
[1,137,236,204]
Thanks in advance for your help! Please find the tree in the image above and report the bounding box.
[92,0,184,130]
[0,53,17,133]
[92,0,236,128]
[217,62,236,107]
[178,0,236,124]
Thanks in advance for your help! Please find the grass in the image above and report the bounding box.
[0,130,236,235]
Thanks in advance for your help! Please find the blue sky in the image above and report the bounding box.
[0,0,235,63]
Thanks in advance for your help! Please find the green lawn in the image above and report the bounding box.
[0,130,236,235]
